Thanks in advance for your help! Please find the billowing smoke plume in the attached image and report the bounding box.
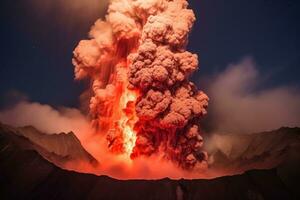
[73,0,209,169]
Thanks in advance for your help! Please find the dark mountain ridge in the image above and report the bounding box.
[0,123,300,199]
[0,123,98,169]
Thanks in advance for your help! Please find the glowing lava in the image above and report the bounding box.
[119,88,139,156]
[103,65,140,158]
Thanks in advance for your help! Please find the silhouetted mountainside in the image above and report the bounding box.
[0,123,98,169]
[0,123,300,199]
[207,127,300,175]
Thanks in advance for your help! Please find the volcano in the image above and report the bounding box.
[1,0,300,199]
[72,0,209,170]
[1,122,300,199]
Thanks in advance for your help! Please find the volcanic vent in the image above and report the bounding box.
[73,0,209,169]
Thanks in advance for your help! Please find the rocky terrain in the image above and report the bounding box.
[0,123,299,200]
[206,127,300,175]
[0,123,98,169]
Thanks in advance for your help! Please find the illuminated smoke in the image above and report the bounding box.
[73,0,209,169]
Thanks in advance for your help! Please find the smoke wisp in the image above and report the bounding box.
[0,101,91,140]
[207,57,300,134]
[28,0,109,23]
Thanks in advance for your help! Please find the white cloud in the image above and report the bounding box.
[208,57,300,133]
[0,101,91,137]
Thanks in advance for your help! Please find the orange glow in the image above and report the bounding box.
[95,59,140,159]
[118,88,138,157]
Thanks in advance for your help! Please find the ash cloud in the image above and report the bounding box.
[207,57,300,134]
[73,0,209,169]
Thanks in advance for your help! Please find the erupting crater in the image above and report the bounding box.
[73,0,209,170]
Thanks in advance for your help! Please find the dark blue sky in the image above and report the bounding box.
[1,0,299,107]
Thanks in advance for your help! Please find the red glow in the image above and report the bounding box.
[102,64,140,159]
[118,88,139,157]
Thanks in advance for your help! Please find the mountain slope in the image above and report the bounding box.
[0,123,299,199]
[0,123,98,169]
[207,127,300,174]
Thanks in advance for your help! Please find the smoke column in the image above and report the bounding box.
[73,0,209,169]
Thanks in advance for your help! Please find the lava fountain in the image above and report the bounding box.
[73,0,209,170]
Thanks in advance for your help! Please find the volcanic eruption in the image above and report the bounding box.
[73,0,209,170]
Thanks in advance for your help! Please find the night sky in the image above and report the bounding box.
[1,0,299,108]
